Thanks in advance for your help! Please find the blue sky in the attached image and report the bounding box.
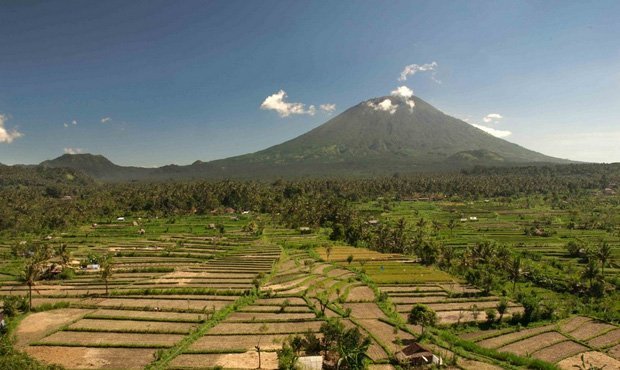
[1,0,619,166]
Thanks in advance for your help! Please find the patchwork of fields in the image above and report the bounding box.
[0,207,618,370]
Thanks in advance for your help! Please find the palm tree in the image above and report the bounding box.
[596,241,612,277]
[21,257,44,311]
[508,256,521,293]
[56,243,71,266]
[447,219,457,237]
[582,259,599,288]
[100,254,114,296]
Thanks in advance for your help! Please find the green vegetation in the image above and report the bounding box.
[0,163,619,369]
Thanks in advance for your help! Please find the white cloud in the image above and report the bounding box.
[63,123,69,128]
[0,114,23,143]
[260,90,316,117]
[367,99,398,114]
[320,103,336,113]
[72,120,77,125]
[64,147,84,155]
[471,123,512,138]
[398,61,439,82]
[390,86,413,99]
[101,117,111,123]
[390,86,416,110]
[483,113,503,123]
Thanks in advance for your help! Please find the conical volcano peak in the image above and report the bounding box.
[238,94,569,169]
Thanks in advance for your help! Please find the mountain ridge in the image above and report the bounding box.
[38,95,572,181]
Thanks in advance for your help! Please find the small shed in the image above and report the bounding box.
[116,217,125,222]
[395,343,442,366]
[86,264,100,271]
[299,226,312,234]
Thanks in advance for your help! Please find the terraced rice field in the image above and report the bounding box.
[2,212,618,369]
[379,282,523,324]
[2,215,283,369]
[460,316,620,368]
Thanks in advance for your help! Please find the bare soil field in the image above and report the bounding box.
[255,297,307,305]
[435,306,523,324]
[15,309,93,347]
[38,331,185,347]
[356,318,414,353]
[25,346,157,369]
[559,316,592,333]
[207,321,322,335]
[346,286,376,302]
[497,331,567,356]
[226,312,316,321]
[342,303,388,319]
[476,325,555,349]
[608,344,620,360]
[557,351,620,370]
[93,298,232,311]
[68,318,198,333]
[531,341,589,363]
[169,352,278,369]
[570,321,617,341]
[189,334,290,351]
[85,309,205,322]
[588,328,620,348]
[241,305,313,313]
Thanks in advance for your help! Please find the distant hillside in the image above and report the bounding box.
[37,96,571,181]
[40,154,152,182]
[0,165,94,188]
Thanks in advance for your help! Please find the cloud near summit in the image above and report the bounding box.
[367,99,398,114]
[390,86,415,109]
[483,113,503,123]
[470,123,512,138]
[261,90,335,118]
[0,114,23,143]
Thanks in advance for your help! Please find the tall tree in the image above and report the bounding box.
[508,256,521,293]
[100,253,114,296]
[582,259,600,289]
[21,257,44,311]
[407,304,437,334]
[595,241,612,277]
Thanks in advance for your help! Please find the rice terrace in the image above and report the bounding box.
[1,1,620,369]
[1,170,619,369]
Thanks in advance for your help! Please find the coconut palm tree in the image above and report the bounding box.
[21,256,44,311]
[596,241,612,277]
